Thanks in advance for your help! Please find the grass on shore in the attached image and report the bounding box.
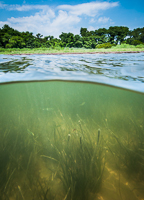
[0,44,144,55]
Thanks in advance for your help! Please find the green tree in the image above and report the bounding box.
[116,26,129,44]
[0,25,17,47]
[36,33,43,39]
[21,31,35,48]
[59,32,75,47]
[95,28,107,36]
[107,26,129,44]
[95,28,108,44]
[140,27,144,43]
[82,36,96,49]
[80,28,92,37]
[6,36,25,48]
[0,24,143,49]
[74,35,83,48]
[127,27,144,44]
[131,40,144,45]
[2,33,11,47]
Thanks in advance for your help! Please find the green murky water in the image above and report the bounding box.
[0,81,144,200]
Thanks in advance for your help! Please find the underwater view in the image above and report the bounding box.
[0,53,144,200]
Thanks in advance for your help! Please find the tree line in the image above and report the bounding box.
[0,24,144,49]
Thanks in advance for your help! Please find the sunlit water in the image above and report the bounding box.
[0,53,144,200]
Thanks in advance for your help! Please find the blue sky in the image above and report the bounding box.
[0,0,144,38]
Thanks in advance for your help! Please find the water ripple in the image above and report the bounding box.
[0,53,144,92]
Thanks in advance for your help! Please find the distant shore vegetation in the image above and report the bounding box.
[0,24,144,53]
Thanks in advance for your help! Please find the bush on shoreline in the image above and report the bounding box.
[96,43,112,49]
[0,43,144,54]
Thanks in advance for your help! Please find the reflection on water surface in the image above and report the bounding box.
[0,57,32,73]
[0,53,144,92]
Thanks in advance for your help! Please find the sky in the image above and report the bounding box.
[0,0,144,38]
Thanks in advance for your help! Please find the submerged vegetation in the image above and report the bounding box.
[0,112,106,200]
[47,122,105,200]
[0,81,144,199]
[108,118,144,180]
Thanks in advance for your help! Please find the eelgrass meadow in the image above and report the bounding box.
[0,81,144,200]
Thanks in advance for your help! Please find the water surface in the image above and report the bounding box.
[0,53,144,92]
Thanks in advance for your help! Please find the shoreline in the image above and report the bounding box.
[5,50,144,55]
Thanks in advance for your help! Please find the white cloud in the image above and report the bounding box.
[90,16,112,25]
[58,1,119,17]
[97,16,110,23]
[0,1,119,37]
[0,2,52,11]
[0,21,7,27]
[0,2,6,9]
[50,10,81,32]
[89,18,95,23]
[6,9,55,34]
[49,12,81,37]
[8,4,50,11]
[88,26,95,31]
[0,9,80,37]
